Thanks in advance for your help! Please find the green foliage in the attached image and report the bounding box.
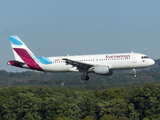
[0,67,160,119]
[129,84,160,120]
[82,116,94,120]
[54,116,70,120]
[100,115,119,120]
[1,69,160,90]
[0,84,159,120]
[95,88,125,100]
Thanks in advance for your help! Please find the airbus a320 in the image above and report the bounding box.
[7,36,155,80]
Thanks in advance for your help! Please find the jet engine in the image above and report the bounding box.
[93,65,113,75]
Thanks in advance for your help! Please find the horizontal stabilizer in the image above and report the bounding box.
[7,60,25,67]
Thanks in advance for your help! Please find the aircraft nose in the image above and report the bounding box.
[150,59,155,65]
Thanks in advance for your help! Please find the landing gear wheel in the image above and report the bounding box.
[133,69,137,78]
[85,76,89,81]
[81,75,86,80]
[81,75,90,81]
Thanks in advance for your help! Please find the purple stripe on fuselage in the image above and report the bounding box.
[13,48,43,71]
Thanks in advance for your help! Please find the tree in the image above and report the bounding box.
[100,115,119,120]
[129,84,160,119]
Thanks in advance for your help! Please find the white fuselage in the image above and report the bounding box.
[34,53,154,72]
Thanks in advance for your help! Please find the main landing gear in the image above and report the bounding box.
[81,72,89,81]
[133,68,137,78]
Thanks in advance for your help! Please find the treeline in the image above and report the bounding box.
[0,70,160,90]
[0,84,160,120]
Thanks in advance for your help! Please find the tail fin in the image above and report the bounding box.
[9,36,35,62]
[8,36,43,71]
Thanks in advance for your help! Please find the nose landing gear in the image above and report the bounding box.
[133,69,137,78]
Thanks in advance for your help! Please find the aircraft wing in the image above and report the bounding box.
[62,58,93,71]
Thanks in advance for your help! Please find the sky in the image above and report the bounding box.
[1,0,160,72]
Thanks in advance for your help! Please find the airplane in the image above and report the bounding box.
[7,36,155,80]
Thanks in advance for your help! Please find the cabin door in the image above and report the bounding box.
[132,54,137,63]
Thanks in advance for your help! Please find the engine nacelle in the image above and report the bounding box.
[93,65,113,75]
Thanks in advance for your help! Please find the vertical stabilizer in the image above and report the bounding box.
[8,36,43,71]
[9,36,35,62]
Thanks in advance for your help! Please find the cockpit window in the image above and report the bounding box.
[141,56,149,59]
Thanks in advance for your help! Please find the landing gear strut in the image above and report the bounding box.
[133,69,137,78]
[81,72,89,81]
